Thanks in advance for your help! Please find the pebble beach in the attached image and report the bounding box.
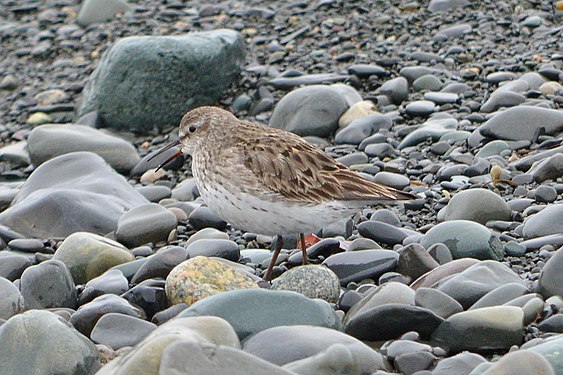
[0,0,562,374]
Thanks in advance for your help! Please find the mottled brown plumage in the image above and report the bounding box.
[151,106,416,280]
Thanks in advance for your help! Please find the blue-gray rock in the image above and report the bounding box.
[185,239,240,261]
[115,203,178,247]
[523,204,563,239]
[358,221,409,245]
[80,269,128,305]
[0,310,100,375]
[0,152,148,238]
[413,75,443,91]
[243,325,390,373]
[442,188,512,224]
[20,259,77,309]
[430,306,524,353]
[398,117,458,149]
[77,0,131,26]
[178,288,342,340]
[27,124,140,173]
[0,277,24,320]
[432,352,486,375]
[77,30,245,132]
[433,23,472,41]
[323,250,399,285]
[537,248,563,299]
[0,252,32,281]
[269,85,348,137]
[130,246,188,285]
[424,92,459,105]
[480,91,526,113]
[486,72,518,84]
[405,100,436,116]
[345,303,444,341]
[376,77,409,105]
[399,66,438,83]
[271,265,341,303]
[479,106,563,141]
[534,185,558,203]
[436,260,526,309]
[91,313,157,350]
[335,115,392,145]
[475,140,511,158]
[70,294,145,337]
[469,282,528,310]
[136,185,172,202]
[414,287,463,318]
[428,0,469,12]
[373,171,410,190]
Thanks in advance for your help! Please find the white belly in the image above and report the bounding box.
[197,180,356,236]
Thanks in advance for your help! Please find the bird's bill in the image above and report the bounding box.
[147,139,183,171]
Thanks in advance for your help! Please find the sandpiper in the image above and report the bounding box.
[150,106,415,281]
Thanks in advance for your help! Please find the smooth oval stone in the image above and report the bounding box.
[347,64,387,78]
[115,203,178,247]
[413,74,442,91]
[166,256,258,305]
[442,188,512,224]
[131,246,188,285]
[358,221,409,246]
[80,269,129,305]
[436,260,527,309]
[27,124,140,173]
[0,310,100,375]
[537,248,563,298]
[91,313,157,350]
[428,0,469,12]
[486,72,517,84]
[479,106,563,141]
[136,185,172,202]
[0,253,32,281]
[179,288,342,340]
[335,115,392,145]
[96,316,241,375]
[398,117,458,149]
[405,100,436,116]
[475,140,511,158]
[414,287,463,318]
[424,91,459,105]
[430,306,524,353]
[535,185,558,203]
[323,250,399,286]
[7,238,44,253]
[20,259,77,309]
[399,66,437,83]
[0,152,148,238]
[77,0,131,26]
[523,204,563,239]
[525,336,563,374]
[53,232,134,285]
[344,282,415,324]
[480,350,555,375]
[243,325,389,373]
[345,303,444,341]
[185,227,229,247]
[188,206,227,230]
[470,282,529,310]
[373,171,410,189]
[122,279,168,320]
[480,91,526,113]
[432,352,486,375]
[269,85,348,137]
[70,294,145,338]
[271,265,340,303]
[185,239,240,261]
[420,220,504,261]
[376,76,409,105]
[0,277,25,320]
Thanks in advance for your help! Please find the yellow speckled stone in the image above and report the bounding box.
[26,112,52,126]
[556,1,563,11]
[165,256,259,305]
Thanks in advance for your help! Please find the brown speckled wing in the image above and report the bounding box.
[238,122,412,203]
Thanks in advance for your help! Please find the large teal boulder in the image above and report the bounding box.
[77,29,245,132]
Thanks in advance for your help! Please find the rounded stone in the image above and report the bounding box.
[480,350,555,375]
[421,220,504,260]
[165,256,259,305]
[53,232,134,285]
[523,204,563,239]
[115,203,178,247]
[0,277,25,320]
[442,188,512,225]
[185,239,240,261]
[269,85,348,137]
[20,259,77,309]
[91,313,157,350]
[537,248,563,298]
[271,265,341,303]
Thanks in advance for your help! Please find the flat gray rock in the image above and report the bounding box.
[27,124,139,173]
[77,29,245,132]
[0,152,148,238]
[91,313,157,350]
[479,106,563,141]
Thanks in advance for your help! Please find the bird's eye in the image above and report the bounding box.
[188,126,197,133]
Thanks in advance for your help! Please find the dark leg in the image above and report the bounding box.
[299,233,308,265]
[264,234,283,282]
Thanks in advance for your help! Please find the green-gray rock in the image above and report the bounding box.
[77,0,131,26]
[77,30,245,132]
[420,220,504,260]
[53,232,134,285]
[178,288,343,340]
[0,310,100,375]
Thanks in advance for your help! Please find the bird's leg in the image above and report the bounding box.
[264,234,283,282]
[299,233,308,265]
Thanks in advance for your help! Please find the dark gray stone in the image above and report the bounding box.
[323,250,399,285]
[91,313,157,350]
[115,203,178,247]
[185,239,240,261]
